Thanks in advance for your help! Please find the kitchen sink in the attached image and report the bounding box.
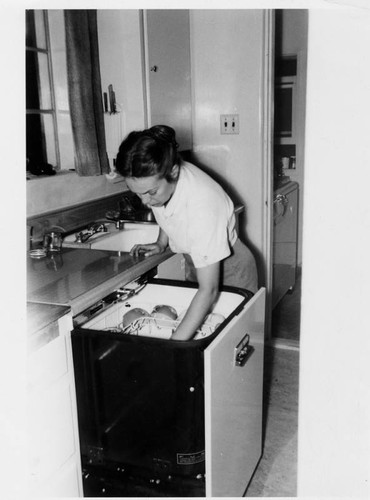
[63,223,159,252]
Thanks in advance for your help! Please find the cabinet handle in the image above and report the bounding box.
[274,193,288,205]
[274,194,289,218]
[234,333,254,367]
[150,65,158,72]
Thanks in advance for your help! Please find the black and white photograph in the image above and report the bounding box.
[1,0,370,498]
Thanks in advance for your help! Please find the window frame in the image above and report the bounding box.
[26,10,62,171]
[27,10,77,176]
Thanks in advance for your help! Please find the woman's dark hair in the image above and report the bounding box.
[115,125,181,182]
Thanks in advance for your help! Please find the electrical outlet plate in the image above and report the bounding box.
[220,114,239,134]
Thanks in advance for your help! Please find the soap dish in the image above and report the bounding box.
[29,248,47,259]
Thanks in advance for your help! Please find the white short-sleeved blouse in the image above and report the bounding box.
[152,162,238,268]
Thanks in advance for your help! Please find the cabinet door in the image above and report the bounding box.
[204,288,265,497]
[157,253,185,280]
[144,10,192,150]
[273,187,298,244]
[272,186,298,307]
[28,313,83,497]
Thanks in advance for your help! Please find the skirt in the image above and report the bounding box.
[183,238,258,294]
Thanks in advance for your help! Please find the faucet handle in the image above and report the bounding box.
[87,222,107,233]
[119,195,135,213]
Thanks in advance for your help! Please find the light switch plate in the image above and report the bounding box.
[220,114,239,134]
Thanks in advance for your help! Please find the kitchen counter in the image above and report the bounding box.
[27,204,244,318]
[27,302,71,335]
[274,180,298,195]
[27,301,71,352]
[27,247,173,317]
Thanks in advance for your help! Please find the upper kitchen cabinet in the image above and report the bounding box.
[143,10,192,151]
[97,10,192,156]
[97,10,147,164]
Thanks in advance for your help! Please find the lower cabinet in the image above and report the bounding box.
[272,182,299,308]
[27,307,83,497]
[157,253,186,280]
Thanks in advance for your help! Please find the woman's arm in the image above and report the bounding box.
[171,261,220,341]
[130,227,169,257]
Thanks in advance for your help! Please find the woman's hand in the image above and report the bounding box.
[130,227,169,258]
[171,261,220,341]
[130,241,166,258]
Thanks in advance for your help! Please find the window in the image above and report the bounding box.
[274,76,296,140]
[26,10,74,177]
[274,56,297,145]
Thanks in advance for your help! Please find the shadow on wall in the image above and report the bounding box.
[182,150,265,287]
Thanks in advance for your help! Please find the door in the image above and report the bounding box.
[204,288,266,497]
[143,10,192,150]
[272,183,298,308]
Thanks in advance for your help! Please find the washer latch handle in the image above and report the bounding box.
[235,333,254,367]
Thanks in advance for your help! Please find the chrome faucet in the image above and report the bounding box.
[75,223,107,243]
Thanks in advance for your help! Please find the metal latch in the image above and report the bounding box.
[73,277,149,327]
[235,333,254,367]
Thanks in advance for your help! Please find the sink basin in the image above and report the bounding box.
[90,223,159,252]
[63,223,159,252]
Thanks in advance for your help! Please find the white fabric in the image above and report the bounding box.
[152,162,238,268]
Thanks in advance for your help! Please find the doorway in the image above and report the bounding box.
[270,10,307,344]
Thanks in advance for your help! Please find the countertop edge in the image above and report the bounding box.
[70,249,173,316]
[28,249,173,318]
[27,302,71,335]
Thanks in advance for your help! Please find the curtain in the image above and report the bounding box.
[64,10,109,176]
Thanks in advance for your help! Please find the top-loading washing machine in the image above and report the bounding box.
[71,276,265,497]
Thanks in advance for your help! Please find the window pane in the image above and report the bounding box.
[26,113,56,167]
[34,10,47,49]
[27,114,46,163]
[26,50,40,109]
[26,10,46,49]
[43,113,57,166]
[57,113,74,168]
[37,52,52,109]
[26,51,52,110]
[53,52,70,110]
[48,11,69,111]
[26,11,36,47]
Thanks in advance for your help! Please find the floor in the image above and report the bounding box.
[245,270,301,497]
[271,269,301,342]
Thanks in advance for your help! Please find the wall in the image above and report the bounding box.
[279,9,308,265]
[190,10,268,281]
[27,9,270,278]
[26,173,125,217]
[27,10,145,218]
[298,6,370,497]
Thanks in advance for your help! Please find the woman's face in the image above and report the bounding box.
[125,169,178,208]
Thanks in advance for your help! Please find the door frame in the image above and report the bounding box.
[261,9,275,341]
[139,10,150,129]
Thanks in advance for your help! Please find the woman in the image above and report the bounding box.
[115,125,258,341]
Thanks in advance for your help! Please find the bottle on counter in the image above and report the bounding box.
[289,156,296,169]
